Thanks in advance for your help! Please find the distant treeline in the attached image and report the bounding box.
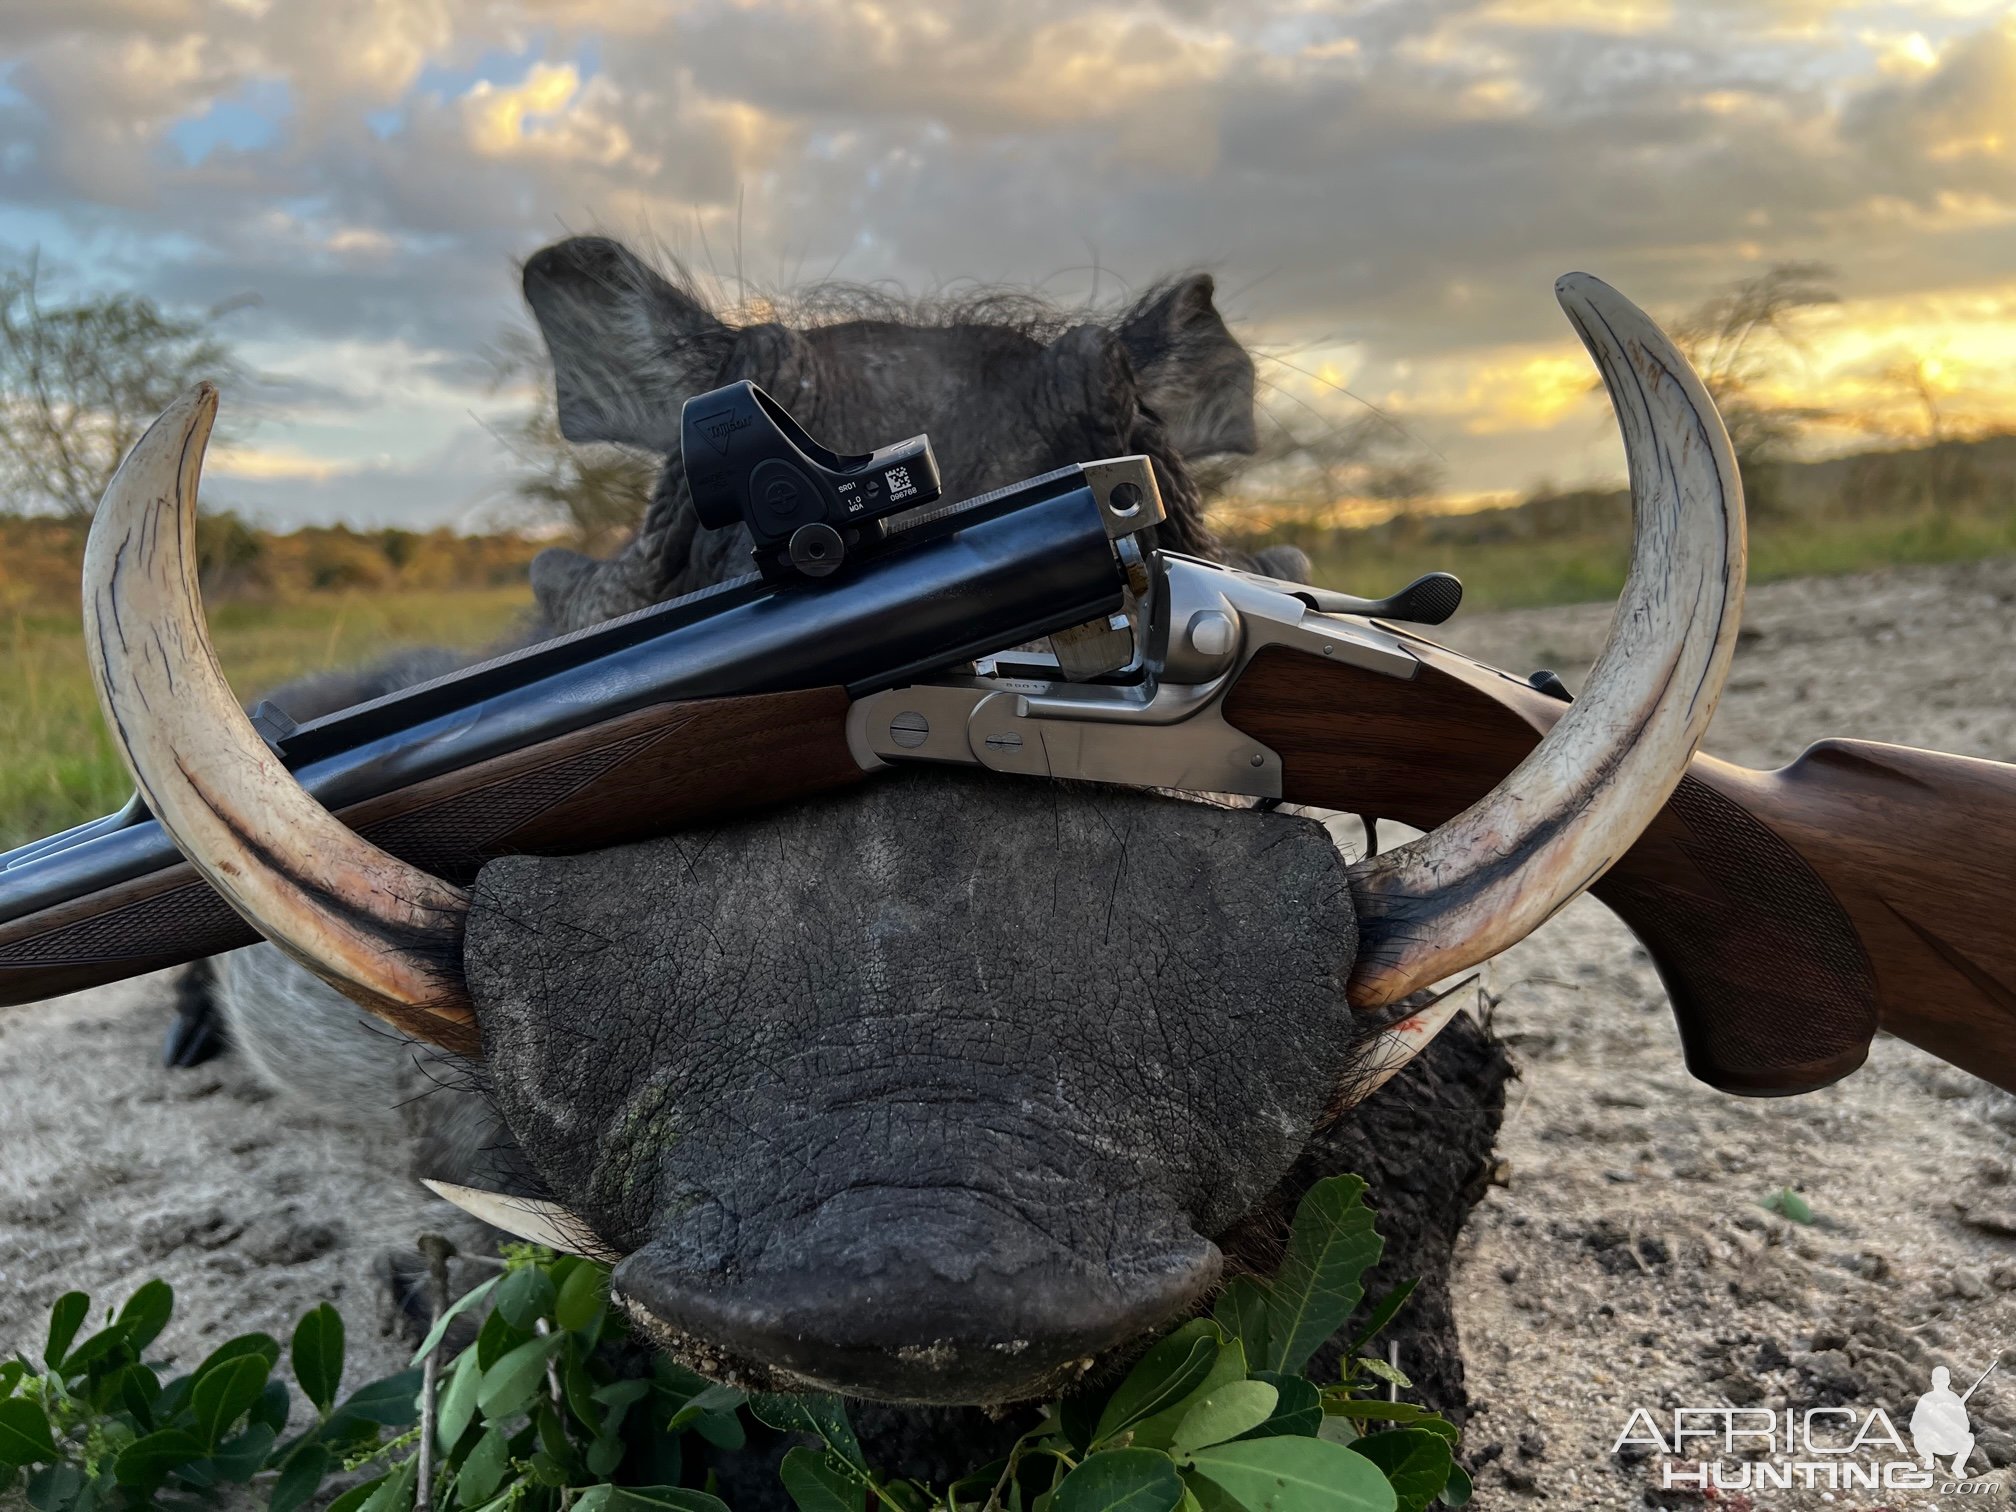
[1226,430,2016,559]
[0,511,547,613]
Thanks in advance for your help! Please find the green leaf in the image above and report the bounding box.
[192,1353,271,1449]
[325,1473,388,1512]
[1320,1401,1443,1428]
[457,1426,511,1507]
[574,1488,733,1512]
[1211,1280,1270,1367]
[667,1382,747,1432]
[0,1360,26,1399]
[335,1368,423,1428]
[56,1325,129,1378]
[408,1275,500,1368]
[1436,1464,1472,1507]
[1185,1438,1396,1512]
[1352,1358,1411,1391]
[1763,1187,1814,1224]
[436,1350,483,1451]
[473,1305,519,1372]
[555,1262,608,1333]
[43,1294,89,1369]
[1130,1338,1246,1451]
[1247,1375,1324,1440]
[24,1462,84,1511]
[358,1456,417,1512]
[476,1333,562,1420]
[212,1422,277,1481]
[112,1428,207,1492]
[0,1399,58,1466]
[588,1434,625,1476]
[1053,1448,1184,1512]
[494,1266,557,1333]
[190,1334,282,1383]
[1347,1281,1417,1355]
[270,1446,330,1512]
[1350,1431,1453,1512]
[748,1395,864,1470]
[780,1446,866,1512]
[1092,1321,1221,1446]
[114,1280,174,1357]
[252,1378,292,1436]
[291,1304,345,1414]
[113,1364,161,1430]
[1173,1382,1280,1453]
[1261,1176,1383,1375]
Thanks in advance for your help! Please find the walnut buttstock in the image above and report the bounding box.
[0,687,864,1008]
[1223,643,2016,1097]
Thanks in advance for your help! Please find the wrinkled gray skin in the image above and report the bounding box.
[197,237,1510,1477]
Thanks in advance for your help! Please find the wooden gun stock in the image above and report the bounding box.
[0,688,863,1007]
[1224,642,2016,1096]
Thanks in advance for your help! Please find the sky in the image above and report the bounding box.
[0,0,2012,528]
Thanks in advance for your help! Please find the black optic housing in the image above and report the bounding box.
[681,379,943,581]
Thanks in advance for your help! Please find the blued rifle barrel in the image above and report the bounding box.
[0,466,1124,939]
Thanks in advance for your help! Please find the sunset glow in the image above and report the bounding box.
[0,1,2011,523]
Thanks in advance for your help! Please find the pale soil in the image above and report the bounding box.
[1436,557,2016,1511]
[1,558,2013,1511]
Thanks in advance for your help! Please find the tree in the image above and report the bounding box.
[1668,262,1838,519]
[0,256,245,519]
[1196,401,1445,529]
[486,325,655,554]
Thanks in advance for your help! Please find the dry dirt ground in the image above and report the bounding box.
[1,557,2013,1511]
[1436,557,2016,1512]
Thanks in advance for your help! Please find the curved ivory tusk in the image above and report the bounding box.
[83,384,478,1053]
[1338,989,1470,1110]
[423,1179,622,1262]
[1345,274,1746,1008]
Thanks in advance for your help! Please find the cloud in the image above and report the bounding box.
[0,0,2011,514]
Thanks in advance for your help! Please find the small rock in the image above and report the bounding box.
[1614,1437,1652,1466]
[1517,1428,1547,1460]
[1941,1266,1992,1301]
[138,1208,243,1258]
[1955,1201,2016,1237]
[1499,1262,1522,1284]
[1990,1261,2016,1291]
[1794,1348,1862,1405]
[242,1215,340,1266]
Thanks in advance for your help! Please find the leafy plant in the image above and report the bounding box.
[0,1176,1469,1512]
[1761,1187,1815,1224]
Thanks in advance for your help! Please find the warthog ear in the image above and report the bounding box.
[1118,273,1259,460]
[522,236,734,454]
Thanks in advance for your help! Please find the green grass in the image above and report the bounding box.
[0,585,534,849]
[5,501,2014,849]
[1277,504,2016,613]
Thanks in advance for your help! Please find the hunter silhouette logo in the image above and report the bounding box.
[1913,1361,1997,1478]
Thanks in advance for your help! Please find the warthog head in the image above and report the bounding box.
[84,239,1741,1406]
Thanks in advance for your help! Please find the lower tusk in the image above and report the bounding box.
[1337,983,1471,1110]
[423,1179,622,1262]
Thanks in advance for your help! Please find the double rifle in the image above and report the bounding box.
[1,275,2012,1097]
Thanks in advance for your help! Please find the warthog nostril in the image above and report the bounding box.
[609,1188,1222,1405]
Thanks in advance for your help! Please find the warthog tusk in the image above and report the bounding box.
[82,384,479,1053]
[1337,984,1474,1109]
[422,1179,622,1262]
[1344,273,1746,1009]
